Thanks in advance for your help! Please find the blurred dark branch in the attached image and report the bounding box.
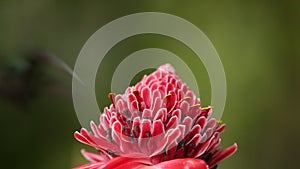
[0,51,75,104]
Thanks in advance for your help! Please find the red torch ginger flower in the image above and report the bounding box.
[74,64,237,169]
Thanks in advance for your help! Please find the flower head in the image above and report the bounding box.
[74,64,237,169]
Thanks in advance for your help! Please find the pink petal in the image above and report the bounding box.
[141,87,151,108]
[192,136,215,157]
[153,108,167,122]
[165,91,176,112]
[166,116,179,130]
[208,143,238,168]
[142,109,152,120]
[81,150,103,162]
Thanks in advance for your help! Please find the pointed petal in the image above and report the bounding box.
[208,143,238,168]
[81,150,109,162]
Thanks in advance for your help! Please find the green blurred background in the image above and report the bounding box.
[0,0,299,169]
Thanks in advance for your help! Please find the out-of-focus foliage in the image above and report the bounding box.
[0,1,299,169]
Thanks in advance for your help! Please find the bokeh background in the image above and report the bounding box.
[0,1,299,169]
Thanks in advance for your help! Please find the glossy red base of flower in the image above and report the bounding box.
[74,153,209,169]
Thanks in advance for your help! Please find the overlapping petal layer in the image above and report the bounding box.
[74,64,237,169]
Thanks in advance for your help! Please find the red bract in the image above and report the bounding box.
[74,64,237,169]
